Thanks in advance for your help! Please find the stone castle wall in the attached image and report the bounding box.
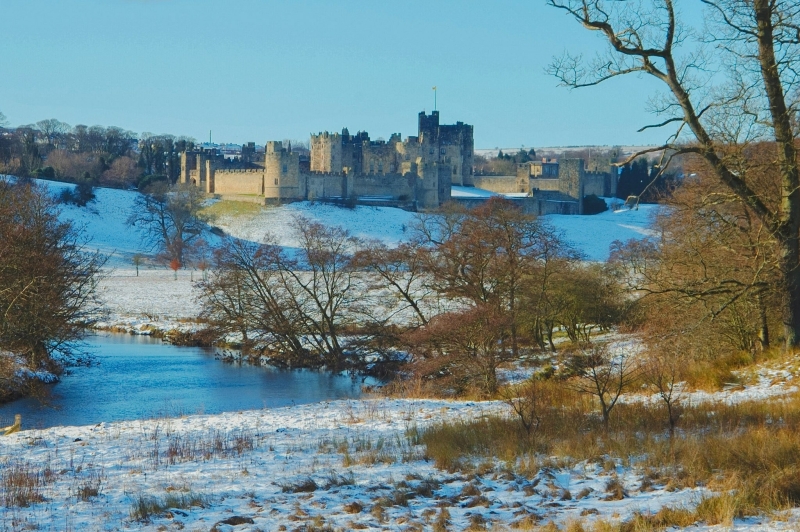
[305,172,346,200]
[214,169,264,196]
[475,157,617,214]
[182,111,471,211]
[582,172,607,198]
[353,172,415,199]
[472,176,519,193]
[528,178,561,192]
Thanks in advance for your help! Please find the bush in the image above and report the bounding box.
[33,166,55,179]
[58,179,95,207]
[582,194,608,214]
[137,174,167,190]
[0,179,104,371]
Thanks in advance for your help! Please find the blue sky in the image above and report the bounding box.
[0,0,704,148]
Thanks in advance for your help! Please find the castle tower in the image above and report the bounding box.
[180,151,190,184]
[310,132,343,173]
[264,141,303,201]
[418,111,440,144]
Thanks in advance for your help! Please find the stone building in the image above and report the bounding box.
[473,157,618,215]
[179,111,473,211]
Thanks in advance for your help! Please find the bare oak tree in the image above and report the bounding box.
[128,182,211,267]
[549,0,800,348]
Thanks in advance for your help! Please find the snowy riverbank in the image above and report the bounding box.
[4,397,798,531]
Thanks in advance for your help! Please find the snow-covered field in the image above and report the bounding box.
[5,179,799,530]
[212,200,418,250]
[42,178,657,331]
[3,396,799,531]
[546,204,658,262]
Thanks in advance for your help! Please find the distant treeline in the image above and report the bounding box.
[0,114,195,190]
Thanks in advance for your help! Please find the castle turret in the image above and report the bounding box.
[264,141,303,201]
[418,111,440,144]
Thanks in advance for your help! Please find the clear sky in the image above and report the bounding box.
[0,0,705,149]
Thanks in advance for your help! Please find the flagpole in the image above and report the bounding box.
[432,86,437,111]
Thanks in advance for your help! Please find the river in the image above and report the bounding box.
[0,333,368,429]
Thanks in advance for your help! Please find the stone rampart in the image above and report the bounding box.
[305,172,346,200]
[214,169,264,195]
[582,172,607,197]
[472,176,519,194]
[353,173,414,200]
[529,178,561,192]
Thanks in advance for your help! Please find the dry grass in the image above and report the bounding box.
[0,461,51,507]
[279,477,318,493]
[129,491,210,522]
[420,362,800,525]
[163,429,256,465]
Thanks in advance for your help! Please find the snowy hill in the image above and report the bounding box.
[546,203,658,261]
[16,178,660,330]
[38,179,657,264]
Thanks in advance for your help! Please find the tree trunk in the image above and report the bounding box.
[753,0,800,348]
[757,292,769,351]
[779,238,800,349]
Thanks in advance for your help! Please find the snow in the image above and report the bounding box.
[450,185,498,198]
[7,178,800,529]
[1,397,797,530]
[47,181,154,267]
[546,204,659,262]
[95,268,203,332]
[31,178,658,269]
[213,201,419,249]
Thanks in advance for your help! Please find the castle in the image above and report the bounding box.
[472,157,618,215]
[179,111,473,210]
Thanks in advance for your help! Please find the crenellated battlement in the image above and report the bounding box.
[182,111,472,210]
[215,169,265,174]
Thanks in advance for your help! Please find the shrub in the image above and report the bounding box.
[0,179,104,371]
[582,194,608,214]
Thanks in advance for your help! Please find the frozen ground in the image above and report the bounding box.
[3,397,799,531]
[212,200,419,249]
[546,203,658,262]
[6,179,797,529]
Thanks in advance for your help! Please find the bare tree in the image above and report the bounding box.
[611,160,781,355]
[100,156,139,188]
[198,218,365,371]
[354,239,438,329]
[277,217,364,370]
[502,377,545,442]
[36,119,71,149]
[552,264,625,344]
[127,182,212,266]
[549,0,800,348]
[643,341,687,438]
[404,304,512,396]
[566,343,641,431]
[416,197,574,357]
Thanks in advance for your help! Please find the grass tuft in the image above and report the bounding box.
[130,491,209,522]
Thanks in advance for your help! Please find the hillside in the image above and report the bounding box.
[47,179,655,264]
[4,179,800,531]
[28,180,658,333]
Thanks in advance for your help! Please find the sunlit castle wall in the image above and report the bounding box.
[264,141,304,202]
[213,169,265,196]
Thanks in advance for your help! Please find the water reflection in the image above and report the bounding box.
[0,333,367,429]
